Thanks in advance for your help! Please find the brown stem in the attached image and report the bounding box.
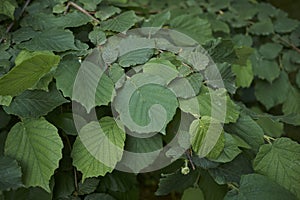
[277,35,300,54]
[0,0,31,43]
[65,1,100,24]
[185,149,196,170]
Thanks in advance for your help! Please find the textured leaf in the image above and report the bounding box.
[155,170,200,196]
[142,11,170,35]
[253,138,300,198]
[0,51,60,96]
[0,95,12,106]
[282,86,300,115]
[95,6,121,21]
[181,187,204,200]
[72,117,126,180]
[259,43,283,59]
[0,0,16,19]
[79,0,102,11]
[274,17,299,33]
[255,72,290,110]
[4,118,63,192]
[78,178,100,195]
[225,114,264,152]
[249,19,274,35]
[118,48,154,67]
[99,171,137,192]
[88,28,106,46]
[224,174,297,200]
[282,50,300,72]
[189,117,225,159]
[100,11,140,32]
[231,61,253,88]
[170,14,212,45]
[113,73,178,134]
[0,156,23,190]
[4,84,68,118]
[18,29,77,52]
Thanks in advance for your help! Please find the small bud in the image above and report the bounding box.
[181,166,190,175]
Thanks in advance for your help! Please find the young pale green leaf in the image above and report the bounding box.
[181,187,204,200]
[224,174,298,200]
[118,48,154,67]
[0,156,23,190]
[282,86,300,115]
[72,117,126,181]
[155,170,200,196]
[113,73,178,134]
[3,84,68,118]
[255,72,290,110]
[231,61,253,88]
[18,29,77,52]
[4,118,63,192]
[0,0,16,19]
[258,43,283,59]
[189,117,225,159]
[225,114,264,152]
[253,138,300,198]
[0,51,60,96]
[100,11,141,32]
[0,95,12,106]
[249,18,274,35]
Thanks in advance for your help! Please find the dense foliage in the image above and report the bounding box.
[0,0,300,199]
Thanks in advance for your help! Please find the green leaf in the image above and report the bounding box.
[31,71,55,91]
[4,187,52,200]
[189,117,225,159]
[99,171,136,192]
[0,95,12,106]
[53,171,75,199]
[0,156,23,190]
[71,117,126,180]
[0,51,60,96]
[0,109,11,129]
[78,178,100,195]
[95,6,121,21]
[253,138,300,198]
[100,11,141,32]
[296,70,300,88]
[180,86,240,123]
[142,11,170,35]
[232,34,253,47]
[0,0,16,19]
[225,174,297,200]
[88,27,106,46]
[71,60,115,112]
[209,153,253,184]
[79,0,102,11]
[249,18,274,35]
[254,72,290,110]
[231,61,253,88]
[274,17,299,33]
[143,58,179,84]
[3,84,68,118]
[113,73,178,134]
[118,48,154,67]
[282,86,300,115]
[18,29,77,52]
[252,57,280,83]
[258,43,283,59]
[155,170,200,196]
[170,14,212,45]
[225,114,264,152]
[84,193,115,200]
[282,50,300,72]
[4,118,63,192]
[181,187,204,200]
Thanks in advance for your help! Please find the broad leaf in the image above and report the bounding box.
[181,187,204,200]
[4,84,68,118]
[72,117,126,180]
[118,48,154,67]
[253,138,300,198]
[0,156,23,190]
[0,51,60,96]
[4,118,63,192]
[95,6,121,21]
[282,86,300,115]
[224,174,297,200]
[0,0,16,19]
[258,43,282,59]
[249,18,274,35]
[231,61,253,88]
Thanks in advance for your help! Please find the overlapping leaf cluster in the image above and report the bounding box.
[0,0,300,199]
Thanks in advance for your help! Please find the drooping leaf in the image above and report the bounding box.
[72,117,126,180]
[224,174,297,200]
[4,118,63,192]
[225,114,264,152]
[18,29,77,52]
[113,73,178,134]
[0,51,60,96]
[155,170,200,196]
[253,138,300,198]
[0,156,23,190]
[4,84,68,118]
[100,11,141,32]
[254,72,290,110]
[189,117,225,159]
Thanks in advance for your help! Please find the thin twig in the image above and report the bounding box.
[277,35,300,54]
[64,1,100,24]
[185,149,196,170]
[0,0,31,43]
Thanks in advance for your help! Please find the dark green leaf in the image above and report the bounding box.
[0,156,23,190]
